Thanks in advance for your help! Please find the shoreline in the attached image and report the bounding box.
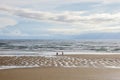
[0,51,120,56]
[0,52,120,56]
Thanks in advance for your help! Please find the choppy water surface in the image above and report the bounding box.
[0,40,120,55]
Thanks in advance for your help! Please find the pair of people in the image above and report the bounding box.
[56,51,64,55]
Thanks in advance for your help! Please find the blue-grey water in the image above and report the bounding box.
[0,40,120,55]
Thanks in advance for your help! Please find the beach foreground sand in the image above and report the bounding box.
[0,67,120,80]
[1,54,120,80]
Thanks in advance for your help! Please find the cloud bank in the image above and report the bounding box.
[0,6,120,24]
[0,6,120,35]
[0,17,17,29]
[0,0,120,6]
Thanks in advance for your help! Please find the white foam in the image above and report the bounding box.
[0,51,120,56]
[1,65,120,70]
[105,66,120,69]
[0,66,39,70]
[0,54,56,57]
[41,51,120,55]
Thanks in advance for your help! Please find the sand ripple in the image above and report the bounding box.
[0,55,120,68]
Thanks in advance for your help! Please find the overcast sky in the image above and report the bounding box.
[0,0,120,39]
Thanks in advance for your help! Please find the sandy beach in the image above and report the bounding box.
[1,67,120,80]
[0,54,120,80]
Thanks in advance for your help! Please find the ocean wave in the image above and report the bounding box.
[1,40,120,54]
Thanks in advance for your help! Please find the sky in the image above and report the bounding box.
[0,0,120,39]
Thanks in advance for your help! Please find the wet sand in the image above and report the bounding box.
[0,67,120,80]
[1,54,120,68]
[1,54,120,80]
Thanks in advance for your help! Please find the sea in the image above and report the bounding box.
[0,39,120,55]
[1,39,120,69]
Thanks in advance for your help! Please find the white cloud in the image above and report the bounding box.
[0,0,119,12]
[102,0,120,4]
[47,28,80,35]
[0,17,17,29]
[47,26,120,35]
[0,17,27,36]
[0,0,119,6]
[0,6,120,24]
[8,30,28,36]
[0,6,120,35]
[0,6,86,23]
[0,29,28,36]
